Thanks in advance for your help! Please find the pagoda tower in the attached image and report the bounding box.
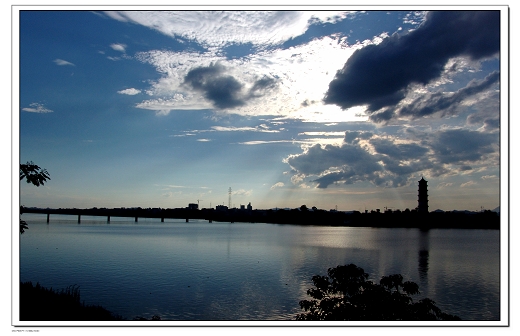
[417,177,429,214]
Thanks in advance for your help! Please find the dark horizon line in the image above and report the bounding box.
[20,205,500,231]
[20,205,500,213]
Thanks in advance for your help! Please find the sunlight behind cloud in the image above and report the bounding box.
[134,36,362,121]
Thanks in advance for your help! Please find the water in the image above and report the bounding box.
[18,213,500,321]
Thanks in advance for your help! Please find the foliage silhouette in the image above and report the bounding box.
[20,281,123,321]
[296,264,460,321]
[19,219,29,234]
[19,161,50,234]
[20,161,50,186]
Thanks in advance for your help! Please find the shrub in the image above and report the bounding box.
[296,264,460,321]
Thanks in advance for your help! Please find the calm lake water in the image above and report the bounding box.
[18,213,501,322]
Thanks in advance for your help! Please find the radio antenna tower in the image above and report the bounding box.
[228,187,232,208]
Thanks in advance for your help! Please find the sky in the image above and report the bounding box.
[16,6,506,212]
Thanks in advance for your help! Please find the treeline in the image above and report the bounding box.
[22,206,500,229]
[206,208,500,229]
[345,210,500,229]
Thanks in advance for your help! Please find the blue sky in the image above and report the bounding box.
[16,7,506,212]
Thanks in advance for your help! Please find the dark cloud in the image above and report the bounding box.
[184,63,245,109]
[323,11,500,113]
[184,64,278,109]
[368,108,396,123]
[286,128,498,189]
[286,142,381,177]
[248,76,278,98]
[481,118,500,131]
[430,128,498,164]
[465,89,500,130]
[301,99,318,107]
[398,71,500,118]
[343,130,373,144]
[370,138,429,161]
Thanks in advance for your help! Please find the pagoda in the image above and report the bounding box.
[417,177,429,214]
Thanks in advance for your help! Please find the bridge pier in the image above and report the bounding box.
[78,215,81,224]
[135,216,138,222]
[47,213,50,223]
[107,216,110,223]
[186,218,189,222]
[209,219,212,223]
[161,218,164,222]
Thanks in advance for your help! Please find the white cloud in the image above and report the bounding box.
[212,126,279,133]
[460,181,477,188]
[231,189,252,196]
[437,182,453,189]
[104,11,354,48]
[22,103,53,113]
[298,131,346,137]
[110,43,127,52]
[53,59,75,66]
[118,88,141,95]
[136,93,213,115]
[238,140,295,145]
[270,182,285,190]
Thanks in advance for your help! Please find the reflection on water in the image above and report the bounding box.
[19,214,500,321]
[418,229,430,282]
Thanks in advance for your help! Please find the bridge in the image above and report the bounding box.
[20,207,215,223]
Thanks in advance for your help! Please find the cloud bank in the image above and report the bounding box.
[323,11,500,121]
[286,128,498,189]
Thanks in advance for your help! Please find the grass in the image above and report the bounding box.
[19,281,125,321]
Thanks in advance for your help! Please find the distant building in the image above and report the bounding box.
[216,205,228,211]
[188,203,198,210]
[247,202,252,211]
[417,177,429,214]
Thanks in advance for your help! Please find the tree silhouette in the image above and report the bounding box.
[20,161,50,187]
[19,161,50,234]
[296,264,460,321]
